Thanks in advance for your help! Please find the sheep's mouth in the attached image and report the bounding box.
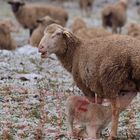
[41,52,48,58]
[120,90,137,96]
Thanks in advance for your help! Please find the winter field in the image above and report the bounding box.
[0,0,140,139]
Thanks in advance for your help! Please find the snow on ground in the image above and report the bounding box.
[0,0,140,139]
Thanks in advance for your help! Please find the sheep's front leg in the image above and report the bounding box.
[112,25,117,33]
[109,97,120,140]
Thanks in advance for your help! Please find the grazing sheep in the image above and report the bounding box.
[127,23,140,39]
[79,0,94,16]
[0,21,17,50]
[38,24,140,139]
[102,0,128,33]
[66,91,137,139]
[8,0,68,35]
[30,16,60,47]
[72,17,111,40]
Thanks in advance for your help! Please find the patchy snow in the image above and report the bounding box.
[0,0,140,139]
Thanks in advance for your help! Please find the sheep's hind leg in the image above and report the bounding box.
[109,97,120,140]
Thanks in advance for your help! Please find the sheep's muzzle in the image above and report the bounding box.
[38,45,48,58]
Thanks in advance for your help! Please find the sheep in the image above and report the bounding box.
[71,17,87,33]
[127,23,140,40]
[30,16,60,47]
[79,0,94,16]
[38,23,140,139]
[8,0,68,35]
[72,17,111,40]
[102,0,128,33]
[66,91,137,139]
[0,21,17,50]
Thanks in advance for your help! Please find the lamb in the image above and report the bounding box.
[72,17,111,40]
[8,0,68,35]
[38,24,140,139]
[127,23,140,40]
[79,0,94,16]
[102,0,128,33]
[0,21,17,50]
[66,91,137,139]
[30,16,60,47]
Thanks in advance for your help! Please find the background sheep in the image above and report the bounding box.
[38,24,140,139]
[30,16,60,47]
[71,17,87,33]
[102,0,128,33]
[66,91,137,139]
[79,0,94,16]
[72,17,111,40]
[8,0,68,35]
[0,20,17,50]
[127,23,140,39]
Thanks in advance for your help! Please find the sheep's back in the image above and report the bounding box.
[76,35,140,98]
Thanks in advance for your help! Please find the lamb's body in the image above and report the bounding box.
[39,24,139,139]
[66,92,137,139]
[102,0,127,33]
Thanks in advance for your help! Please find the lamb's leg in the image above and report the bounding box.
[109,97,120,140]
[66,111,74,136]
[86,125,101,139]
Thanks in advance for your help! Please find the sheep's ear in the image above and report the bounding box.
[63,31,71,38]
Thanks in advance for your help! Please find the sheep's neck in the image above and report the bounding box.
[56,38,81,73]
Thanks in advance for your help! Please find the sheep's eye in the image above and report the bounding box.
[120,92,125,96]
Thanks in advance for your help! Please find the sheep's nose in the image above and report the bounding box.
[38,44,45,53]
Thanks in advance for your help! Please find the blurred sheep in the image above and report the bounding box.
[8,0,68,35]
[102,0,128,33]
[0,20,17,50]
[72,17,111,40]
[127,23,140,39]
[30,16,60,47]
[79,0,94,16]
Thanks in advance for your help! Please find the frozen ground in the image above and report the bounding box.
[0,0,140,140]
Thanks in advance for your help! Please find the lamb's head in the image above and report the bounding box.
[8,0,25,13]
[37,16,60,27]
[38,23,73,58]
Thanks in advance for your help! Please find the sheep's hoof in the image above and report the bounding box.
[108,136,116,140]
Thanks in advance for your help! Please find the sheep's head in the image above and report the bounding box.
[38,24,72,58]
[36,16,60,27]
[8,0,25,13]
[0,23,11,35]
[72,17,87,33]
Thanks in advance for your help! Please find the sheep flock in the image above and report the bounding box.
[1,0,140,140]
